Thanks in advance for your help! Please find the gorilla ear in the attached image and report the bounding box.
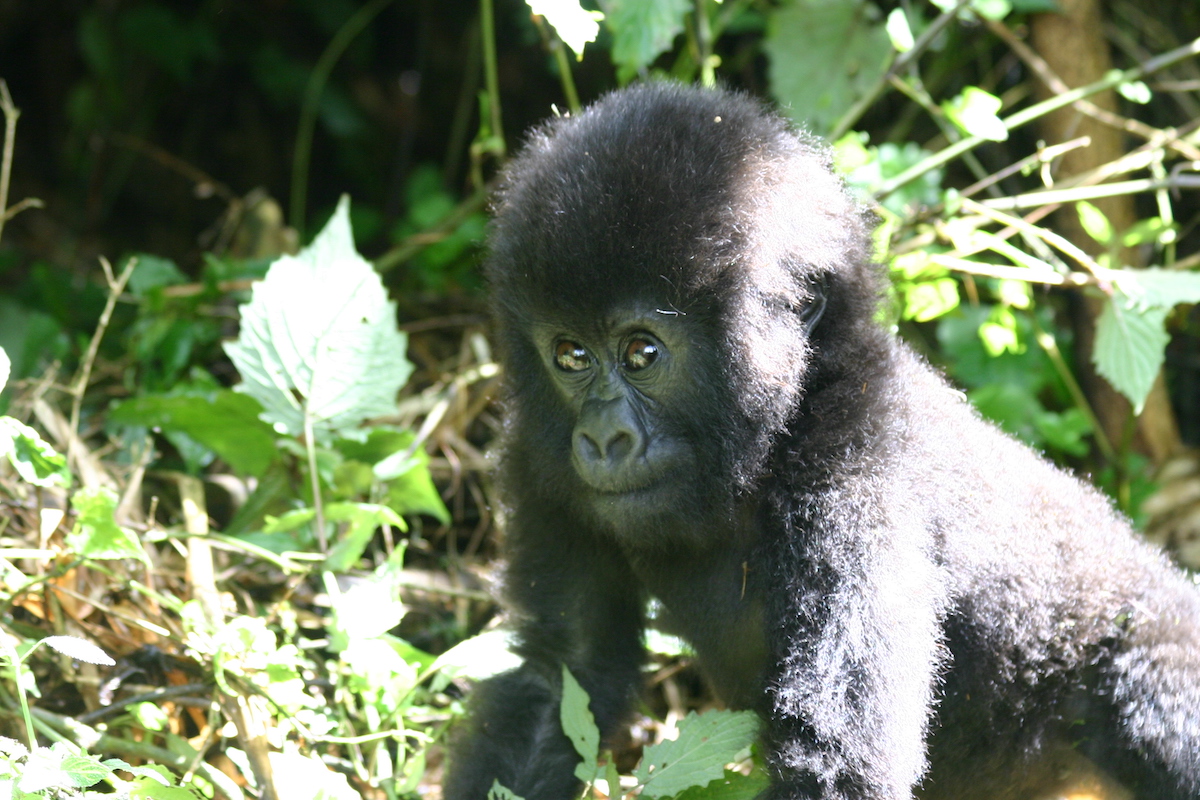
[800,276,827,332]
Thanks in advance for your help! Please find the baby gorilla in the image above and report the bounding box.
[444,82,1200,799]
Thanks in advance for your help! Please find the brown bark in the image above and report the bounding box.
[1030,0,1181,466]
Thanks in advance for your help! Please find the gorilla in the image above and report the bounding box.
[443,83,1200,800]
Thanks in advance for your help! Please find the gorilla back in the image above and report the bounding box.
[444,83,1200,800]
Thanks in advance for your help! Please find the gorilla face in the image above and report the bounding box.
[527,306,698,528]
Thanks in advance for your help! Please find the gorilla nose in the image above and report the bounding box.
[576,429,636,467]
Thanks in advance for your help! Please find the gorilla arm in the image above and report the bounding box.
[442,497,646,800]
[759,489,948,800]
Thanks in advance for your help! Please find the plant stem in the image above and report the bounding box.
[290,0,393,236]
[480,0,506,155]
[876,34,1200,199]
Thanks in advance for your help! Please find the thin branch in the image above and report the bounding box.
[290,0,394,235]
[69,256,138,438]
[876,34,1200,199]
[0,80,43,245]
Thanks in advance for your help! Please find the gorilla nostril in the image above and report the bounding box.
[604,432,633,463]
[576,432,601,463]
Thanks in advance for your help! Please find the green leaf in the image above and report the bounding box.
[1117,79,1152,104]
[942,86,1007,141]
[1075,201,1113,246]
[674,768,770,800]
[765,0,891,136]
[527,0,604,58]
[40,636,115,666]
[0,346,9,393]
[561,666,601,783]
[0,417,71,488]
[67,488,151,564]
[488,780,525,800]
[432,629,523,683]
[901,278,959,321]
[59,753,113,787]
[1092,291,1170,414]
[108,390,278,477]
[600,0,690,80]
[634,710,761,798]
[1111,268,1200,308]
[322,502,407,572]
[224,195,413,446]
[885,8,913,52]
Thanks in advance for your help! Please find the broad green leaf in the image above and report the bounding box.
[130,777,200,799]
[266,751,361,800]
[0,346,9,393]
[600,0,689,81]
[765,0,891,136]
[561,666,601,783]
[0,417,71,488]
[109,390,278,476]
[1093,291,1169,414]
[67,488,150,564]
[942,86,1007,141]
[674,768,770,800]
[527,0,604,58]
[634,710,761,798]
[1076,201,1113,246]
[224,195,413,446]
[125,254,187,296]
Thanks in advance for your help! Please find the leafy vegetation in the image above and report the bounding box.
[0,0,1198,797]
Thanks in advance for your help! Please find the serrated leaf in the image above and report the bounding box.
[41,636,115,666]
[561,666,601,783]
[600,0,690,79]
[67,488,150,564]
[1111,268,1200,309]
[1093,291,1169,414]
[109,390,278,476]
[634,710,761,798]
[59,754,113,787]
[674,768,770,800]
[766,0,891,136]
[224,195,413,446]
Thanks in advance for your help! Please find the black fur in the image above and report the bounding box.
[444,82,1200,800]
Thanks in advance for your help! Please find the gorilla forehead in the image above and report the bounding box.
[486,83,855,321]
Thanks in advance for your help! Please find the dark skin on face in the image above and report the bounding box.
[531,308,690,504]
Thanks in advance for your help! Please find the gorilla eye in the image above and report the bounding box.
[623,338,659,371]
[554,341,591,372]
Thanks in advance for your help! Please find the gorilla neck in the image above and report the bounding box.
[622,501,769,708]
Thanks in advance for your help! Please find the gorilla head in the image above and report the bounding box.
[485,84,879,536]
